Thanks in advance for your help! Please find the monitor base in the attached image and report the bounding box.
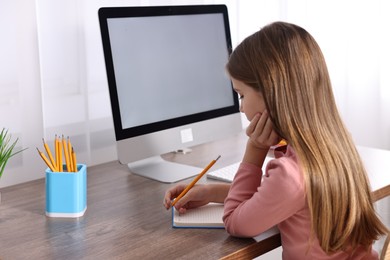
[127,156,202,183]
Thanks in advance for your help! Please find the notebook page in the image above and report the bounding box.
[173,203,224,227]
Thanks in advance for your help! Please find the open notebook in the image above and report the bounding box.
[172,203,224,229]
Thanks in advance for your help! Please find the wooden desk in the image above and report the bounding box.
[0,132,389,259]
[0,132,252,259]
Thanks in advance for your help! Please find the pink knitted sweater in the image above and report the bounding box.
[223,146,378,259]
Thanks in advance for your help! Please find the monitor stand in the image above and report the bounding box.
[127,156,202,183]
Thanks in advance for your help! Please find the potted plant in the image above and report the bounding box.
[0,128,26,202]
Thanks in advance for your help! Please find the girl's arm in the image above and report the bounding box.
[163,183,230,214]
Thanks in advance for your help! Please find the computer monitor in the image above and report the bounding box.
[98,5,242,183]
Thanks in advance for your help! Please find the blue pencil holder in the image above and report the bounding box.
[45,164,87,218]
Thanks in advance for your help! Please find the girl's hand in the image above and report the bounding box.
[243,111,280,166]
[163,184,211,214]
[246,110,279,150]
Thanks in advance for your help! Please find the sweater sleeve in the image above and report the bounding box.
[223,150,306,237]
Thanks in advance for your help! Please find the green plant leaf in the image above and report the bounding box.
[0,128,27,178]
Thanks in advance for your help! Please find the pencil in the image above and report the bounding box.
[67,137,74,172]
[71,147,77,172]
[36,148,56,172]
[55,135,59,171]
[43,138,56,169]
[62,135,71,172]
[58,136,63,172]
[171,155,220,207]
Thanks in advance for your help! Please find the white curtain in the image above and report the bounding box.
[1,0,389,188]
[0,0,44,187]
[235,0,390,151]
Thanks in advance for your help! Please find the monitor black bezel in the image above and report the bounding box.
[98,5,239,141]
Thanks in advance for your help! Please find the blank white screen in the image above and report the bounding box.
[107,13,234,129]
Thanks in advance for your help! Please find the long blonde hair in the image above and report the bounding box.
[226,21,387,253]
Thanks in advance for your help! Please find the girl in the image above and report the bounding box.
[163,22,387,259]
